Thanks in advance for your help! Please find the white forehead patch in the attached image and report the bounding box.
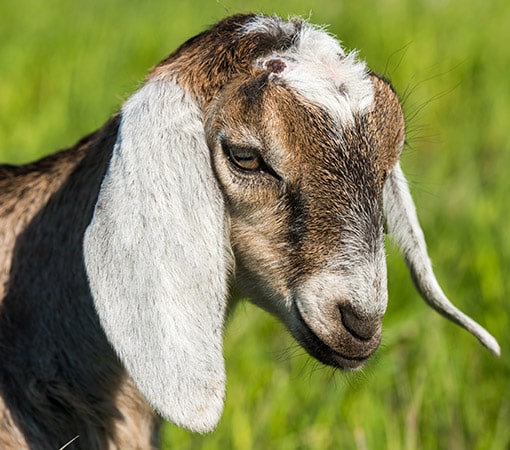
[241,14,299,37]
[243,16,374,126]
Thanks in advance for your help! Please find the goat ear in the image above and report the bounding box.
[383,163,500,356]
[83,79,231,432]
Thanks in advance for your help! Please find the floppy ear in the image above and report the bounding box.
[83,78,231,432]
[383,163,500,356]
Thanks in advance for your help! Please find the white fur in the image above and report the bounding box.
[83,78,232,432]
[241,14,298,37]
[245,17,374,126]
[383,163,501,356]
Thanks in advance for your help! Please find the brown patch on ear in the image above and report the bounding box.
[366,75,406,178]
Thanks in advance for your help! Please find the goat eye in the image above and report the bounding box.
[225,145,263,172]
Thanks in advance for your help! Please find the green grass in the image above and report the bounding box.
[1,0,509,448]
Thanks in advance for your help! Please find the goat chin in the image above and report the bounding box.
[0,13,499,450]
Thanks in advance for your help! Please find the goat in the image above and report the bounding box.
[0,14,500,450]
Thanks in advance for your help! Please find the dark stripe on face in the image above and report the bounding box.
[285,187,309,252]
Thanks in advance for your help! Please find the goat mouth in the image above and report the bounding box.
[291,305,381,370]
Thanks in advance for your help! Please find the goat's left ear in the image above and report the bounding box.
[83,78,231,432]
[383,163,500,356]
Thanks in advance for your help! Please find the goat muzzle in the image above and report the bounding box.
[292,302,382,370]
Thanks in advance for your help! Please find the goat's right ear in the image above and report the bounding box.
[83,79,231,432]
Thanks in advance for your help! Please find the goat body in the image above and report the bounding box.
[0,14,499,450]
[0,120,158,448]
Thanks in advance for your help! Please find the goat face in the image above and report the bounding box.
[84,14,499,433]
[207,65,404,369]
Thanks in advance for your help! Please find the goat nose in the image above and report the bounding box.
[339,305,381,340]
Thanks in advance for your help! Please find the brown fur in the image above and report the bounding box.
[204,72,403,366]
[153,14,302,104]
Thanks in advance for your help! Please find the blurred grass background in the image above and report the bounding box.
[1,0,508,449]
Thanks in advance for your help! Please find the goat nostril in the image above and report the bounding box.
[339,306,380,341]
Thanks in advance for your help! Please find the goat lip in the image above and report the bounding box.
[297,329,371,370]
[292,305,379,370]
